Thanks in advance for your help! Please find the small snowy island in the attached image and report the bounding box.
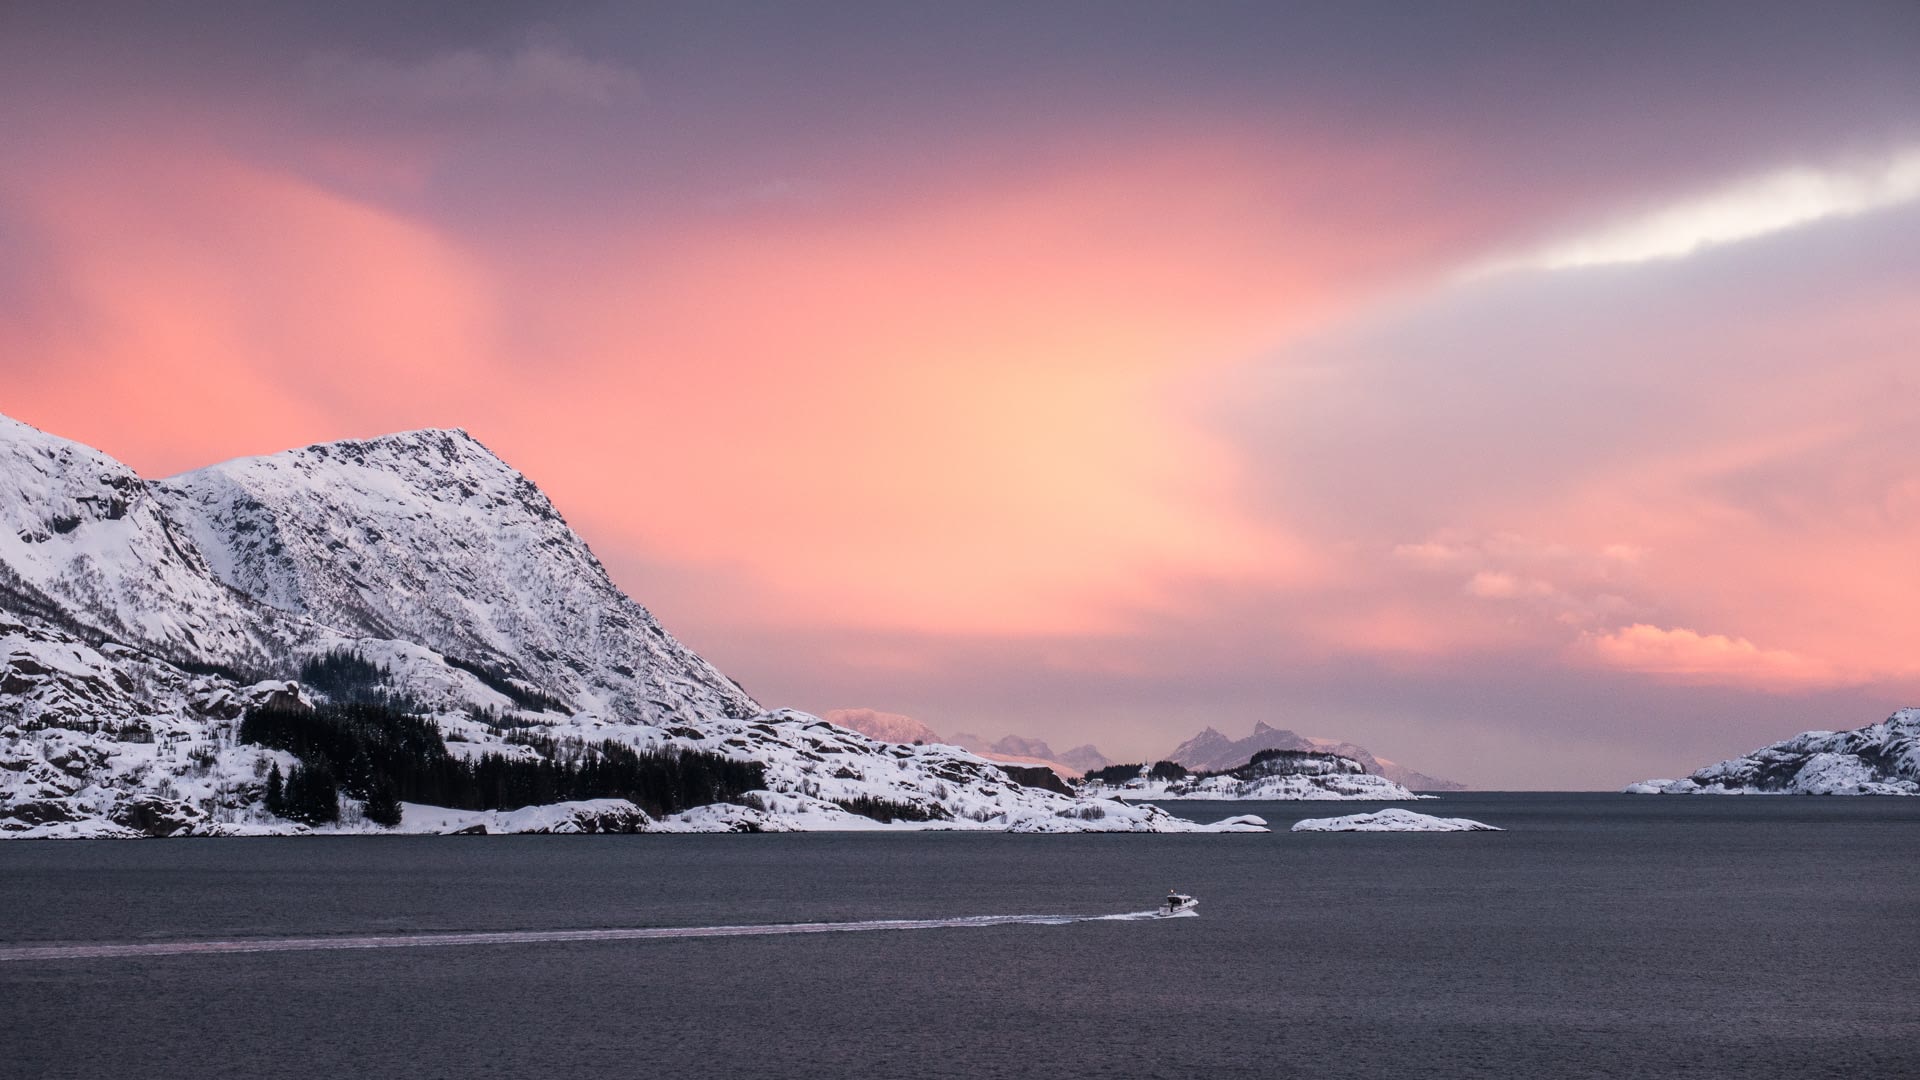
[1627,708,1920,796]
[1290,808,1501,833]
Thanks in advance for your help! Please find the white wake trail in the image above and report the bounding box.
[0,910,1177,963]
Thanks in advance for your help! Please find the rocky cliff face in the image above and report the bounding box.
[0,414,1263,836]
[1627,710,1920,795]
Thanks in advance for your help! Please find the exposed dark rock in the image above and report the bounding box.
[110,795,208,837]
[997,764,1073,796]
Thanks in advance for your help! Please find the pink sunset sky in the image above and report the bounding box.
[3,3,1916,786]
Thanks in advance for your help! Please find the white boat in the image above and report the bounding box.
[1157,892,1198,917]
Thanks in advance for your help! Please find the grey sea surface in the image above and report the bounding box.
[2,793,1916,1080]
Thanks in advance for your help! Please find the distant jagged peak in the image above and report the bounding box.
[1167,722,1312,772]
[989,734,1056,760]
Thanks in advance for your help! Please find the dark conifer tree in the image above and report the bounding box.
[283,762,340,825]
[265,762,285,816]
[363,778,402,828]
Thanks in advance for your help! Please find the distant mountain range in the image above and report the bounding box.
[828,712,1462,790]
[824,711,1110,777]
[0,413,1262,837]
[1627,709,1919,795]
[948,733,1113,775]
[1165,721,1465,791]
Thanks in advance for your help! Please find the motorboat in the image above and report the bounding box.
[1157,891,1198,917]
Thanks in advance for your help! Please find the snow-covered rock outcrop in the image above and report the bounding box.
[1291,808,1501,832]
[0,413,1263,835]
[1081,749,1420,802]
[1626,709,1920,796]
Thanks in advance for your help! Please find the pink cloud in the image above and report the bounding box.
[1575,623,1854,690]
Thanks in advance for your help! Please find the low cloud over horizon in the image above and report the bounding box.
[3,2,1916,787]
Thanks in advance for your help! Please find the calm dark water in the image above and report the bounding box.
[2,793,1916,1080]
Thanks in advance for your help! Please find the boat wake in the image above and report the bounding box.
[0,910,1189,963]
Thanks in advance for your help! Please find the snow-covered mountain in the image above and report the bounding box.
[1626,709,1920,796]
[1164,721,1463,790]
[0,414,1264,836]
[159,427,757,726]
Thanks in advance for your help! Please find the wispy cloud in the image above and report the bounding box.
[1483,148,1920,273]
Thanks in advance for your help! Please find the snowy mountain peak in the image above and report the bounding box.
[157,423,755,724]
[1,409,753,724]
